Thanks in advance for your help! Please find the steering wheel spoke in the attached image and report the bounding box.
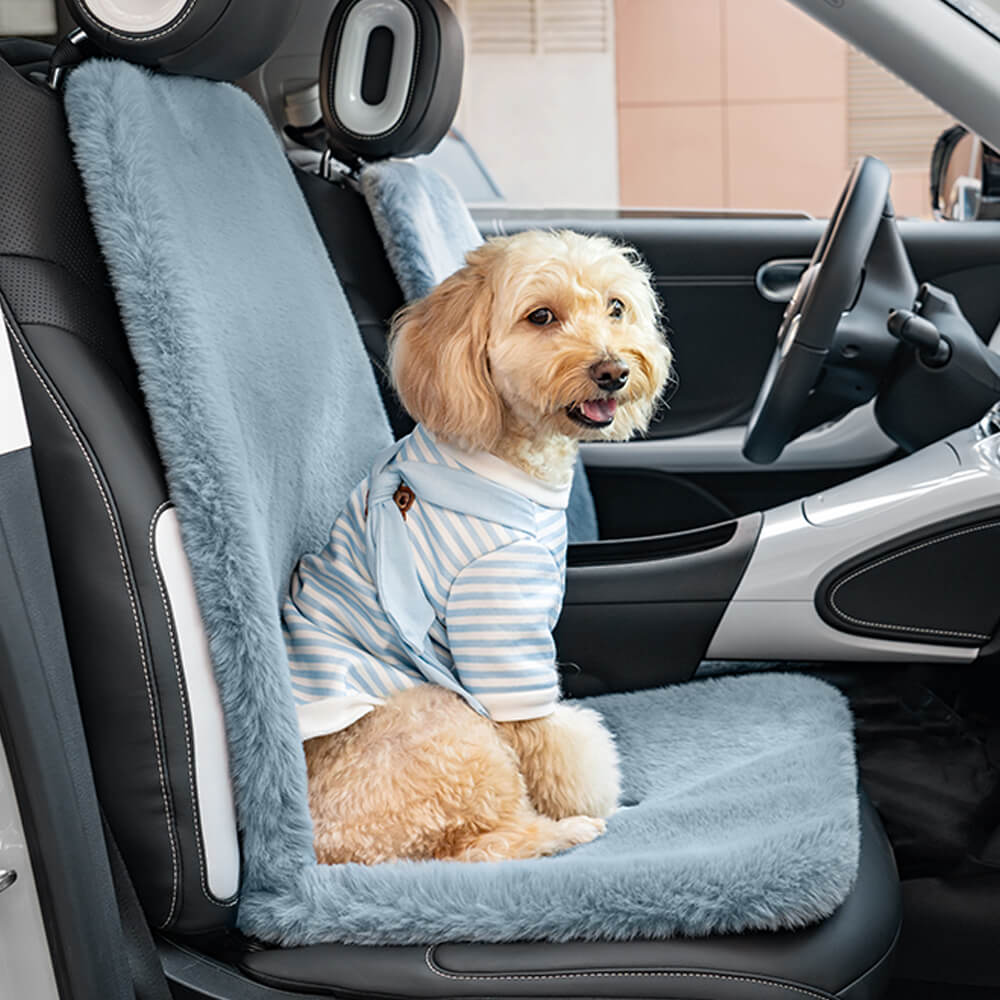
[743,157,893,463]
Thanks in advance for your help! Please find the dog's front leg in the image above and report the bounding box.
[497,703,621,820]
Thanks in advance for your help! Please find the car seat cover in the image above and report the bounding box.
[64,58,394,895]
[63,58,861,948]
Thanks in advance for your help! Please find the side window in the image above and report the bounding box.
[0,1,57,35]
[442,0,953,218]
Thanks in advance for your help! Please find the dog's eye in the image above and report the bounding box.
[527,307,556,326]
[609,298,625,320]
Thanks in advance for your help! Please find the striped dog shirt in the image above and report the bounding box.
[282,424,569,740]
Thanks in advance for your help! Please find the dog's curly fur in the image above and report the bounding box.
[307,230,672,864]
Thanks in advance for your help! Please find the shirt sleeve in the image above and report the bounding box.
[445,539,562,722]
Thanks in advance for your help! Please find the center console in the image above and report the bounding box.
[559,418,1000,695]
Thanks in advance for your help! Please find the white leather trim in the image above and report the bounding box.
[82,0,187,32]
[0,319,30,456]
[333,0,416,136]
[580,401,897,474]
[707,425,1000,664]
[154,509,240,901]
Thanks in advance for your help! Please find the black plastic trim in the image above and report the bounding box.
[563,512,761,604]
[816,506,1000,648]
[555,514,761,693]
[567,520,737,567]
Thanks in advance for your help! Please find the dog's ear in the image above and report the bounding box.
[389,247,505,452]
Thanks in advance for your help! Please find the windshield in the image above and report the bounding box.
[946,0,1000,40]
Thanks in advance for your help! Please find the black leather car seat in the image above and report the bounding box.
[0,1,901,996]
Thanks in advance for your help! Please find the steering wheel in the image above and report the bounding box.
[743,157,893,463]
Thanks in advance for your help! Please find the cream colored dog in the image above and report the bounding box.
[303,230,672,864]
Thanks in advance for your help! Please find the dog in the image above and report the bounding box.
[282,230,672,864]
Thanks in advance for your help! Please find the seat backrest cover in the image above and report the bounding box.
[63,55,394,935]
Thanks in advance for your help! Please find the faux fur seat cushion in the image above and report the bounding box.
[64,59,860,947]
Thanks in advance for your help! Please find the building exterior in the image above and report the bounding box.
[452,0,953,217]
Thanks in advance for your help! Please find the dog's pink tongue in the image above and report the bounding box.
[582,398,618,422]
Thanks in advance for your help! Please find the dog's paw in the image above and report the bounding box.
[556,814,606,848]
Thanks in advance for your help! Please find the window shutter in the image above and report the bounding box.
[467,0,536,54]
[466,0,609,55]
[540,0,609,53]
[847,48,953,169]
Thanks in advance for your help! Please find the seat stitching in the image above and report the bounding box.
[148,502,237,907]
[76,0,197,42]
[8,322,181,927]
[828,522,999,641]
[423,947,834,1000]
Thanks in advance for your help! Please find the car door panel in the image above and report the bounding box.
[479,214,1000,532]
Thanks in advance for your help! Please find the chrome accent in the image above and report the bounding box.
[976,402,1000,439]
[46,28,89,91]
[755,258,811,303]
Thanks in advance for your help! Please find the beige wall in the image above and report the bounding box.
[452,0,620,208]
[615,0,946,217]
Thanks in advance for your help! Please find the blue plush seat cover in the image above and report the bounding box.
[64,60,860,947]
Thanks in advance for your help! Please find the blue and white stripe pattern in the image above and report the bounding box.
[283,425,569,740]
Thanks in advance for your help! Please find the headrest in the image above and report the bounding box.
[320,0,463,162]
[65,0,300,81]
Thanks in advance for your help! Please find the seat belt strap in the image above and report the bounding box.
[100,811,173,1000]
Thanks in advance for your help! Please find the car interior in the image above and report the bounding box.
[2,1,1000,999]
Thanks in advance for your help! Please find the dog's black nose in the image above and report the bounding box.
[590,360,629,392]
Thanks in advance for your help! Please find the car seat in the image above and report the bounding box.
[0,2,900,997]
[293,0,600,543]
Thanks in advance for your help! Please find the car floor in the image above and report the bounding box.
[803,662,1000,997]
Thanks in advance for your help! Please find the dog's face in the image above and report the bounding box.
[389,230,673,453]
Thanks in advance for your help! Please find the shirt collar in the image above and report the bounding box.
[425,429,572,510]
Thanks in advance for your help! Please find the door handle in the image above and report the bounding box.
[755,258,810,303]
[0,869,17,893]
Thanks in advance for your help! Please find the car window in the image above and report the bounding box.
[0,0,57,35]
[445,0,953,218]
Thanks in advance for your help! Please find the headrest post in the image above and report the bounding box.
[320,146,364,181]
[46,29,95,91]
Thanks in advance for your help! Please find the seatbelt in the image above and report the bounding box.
[101,811,173,1000]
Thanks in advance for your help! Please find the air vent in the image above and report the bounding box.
[847,49,952,169]
[467,0,609,55]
